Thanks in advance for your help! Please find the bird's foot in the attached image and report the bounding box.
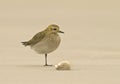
[44,64,53,66]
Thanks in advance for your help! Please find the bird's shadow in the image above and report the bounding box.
[16,65,43,67]
[15,65,54,68]
[0,64,54,68]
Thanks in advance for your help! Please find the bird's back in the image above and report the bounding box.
[22,30,46,47]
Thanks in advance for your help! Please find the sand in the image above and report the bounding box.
[0,48,120,84]
[0,0,120,84]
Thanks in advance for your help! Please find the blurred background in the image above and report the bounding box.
[0,0,120,65]
[0,0,120,84]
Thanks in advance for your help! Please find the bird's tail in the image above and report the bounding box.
[21,42,30,46]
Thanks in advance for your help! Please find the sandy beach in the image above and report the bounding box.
[0,0,120,84]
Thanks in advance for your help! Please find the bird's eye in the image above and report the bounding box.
[53,28,57,30]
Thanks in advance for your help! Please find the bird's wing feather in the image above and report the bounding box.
[28,31,46,46]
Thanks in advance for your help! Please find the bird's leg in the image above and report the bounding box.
[44,54,53,66]
[44,54,48,66]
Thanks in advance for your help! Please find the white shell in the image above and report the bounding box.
[55,61,71,70]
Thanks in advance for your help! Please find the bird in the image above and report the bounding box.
[21,24,64,66]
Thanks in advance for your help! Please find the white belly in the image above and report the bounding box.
[31,35,61,54]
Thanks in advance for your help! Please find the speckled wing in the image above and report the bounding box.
[22,31,46,46]
[28,31,46,46]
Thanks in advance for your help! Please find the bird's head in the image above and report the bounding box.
[46,24,64,34]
